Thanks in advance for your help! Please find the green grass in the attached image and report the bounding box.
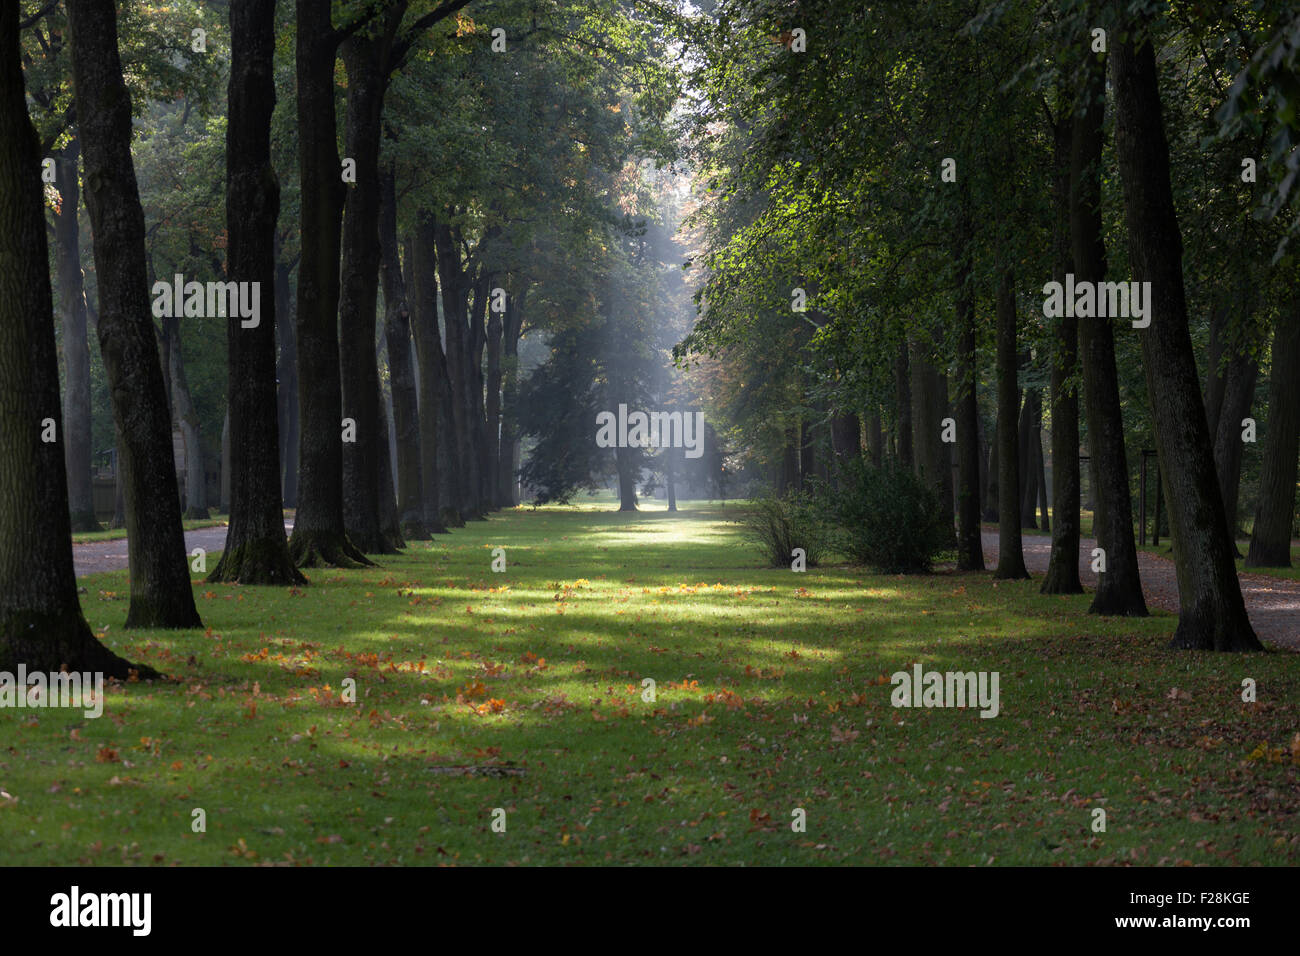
[4,501,1297,866]
[72,514,231,544]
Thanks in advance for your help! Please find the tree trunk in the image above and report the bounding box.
[995,269,1029,579]
[1043,103,1082,593]
[409,225,451,532]
[0,2,156,676]
[1247,311,1300,567]
[486,294,503,508]
[274,251,299,508]
[433,222,481,518]
[338,21,399,555]
[1036,430,1049,532]
[1111,30,1259,650]
[165,315,208,519]
[953,195,983,571]
[220,409,231,513]
[209,0,305,586]
[1071,47,1147,616]
[53,136,100,532]
[379,167,427,538]
[1017,389,1040,529]
[67,0,202,629]
[288,0,371,569]
[984,422,998,522]
[499,289,524,506]
[1211,348,1257,544]
[665,447,678,512]
[615,444,638,511]
[894,342,912,468]
[910,340,942,495]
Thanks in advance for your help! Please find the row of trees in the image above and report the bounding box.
[680,0,1300,652]
[2,0,687,673]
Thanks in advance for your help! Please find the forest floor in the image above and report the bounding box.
[5,502,1295,865]
[981,532,1300,652]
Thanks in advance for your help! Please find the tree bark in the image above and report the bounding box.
[379,166,427,538]
[1043,105,1082,593]
[409,224,451,532]
[498,288,525,506]
[209,0,305,586]
[339,19,400,555]
[274,250,299,508]
[894,342,912,468]
[1017,388,1040,529]
[0,2,156,676]
[1111,30,1259,650]
[165,315,208,519]
[615,444,638,511]
[995,269,1028,579]
[67,0,202,629]
[954,195,983,571]
[1211,348,1257,543]
[287,0,371,568]
[1246,312,1300,567]
[486,292,503,508]
[1071,47,1147,616]
[53,136,101,532]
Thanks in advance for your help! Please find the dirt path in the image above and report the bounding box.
[981,531,1300,652]
[73,524,291,578]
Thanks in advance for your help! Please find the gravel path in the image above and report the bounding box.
[981,531,1300,652]
[73,524,291,578]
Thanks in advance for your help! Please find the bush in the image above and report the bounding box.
[825,459,954,573]
[738,490,829,568]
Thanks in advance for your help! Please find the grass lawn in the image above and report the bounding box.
[4,501,1297,866]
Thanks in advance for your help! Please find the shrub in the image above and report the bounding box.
[738,490,829,568]
[825,459,954,573]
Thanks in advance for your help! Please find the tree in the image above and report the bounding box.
[1111,24,1260,651]
[1246,310,1300,567]
[0,0,155,676]
[287,0,373,568]
[66,0,201,629]
[1070,44,1147,616]
[209,0,306,585]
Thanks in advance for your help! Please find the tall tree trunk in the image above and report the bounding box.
[910,339,942,494]
[1072,47,1147,616]
[409,224,450,532]
[954,209,983,571]
[894,342,912,468]
[433,222,480,518]
[1044,101,1082,593]
[1211,348,1258,545]
[1111,29,1258,650]
[486,295,503,508]
[53,136,100,532]
[665,447,678,512]
[220,409,231,513]
[995,269,1029,578]
[615,444,638,511]
[375,373,403,550]
[1017,388,1040,528]
[288,0,370,568]
[380,166,427,538]
[165,315,208,519]
[339,19,399,555]
[67,0,202,629]
[984,422,998,522]
[0,2,155,676]
[209,0,305,586]
[498,289,524,506]
[274,252,299,508]
[1036,431,1049,532]
[1247,312,1300,567]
